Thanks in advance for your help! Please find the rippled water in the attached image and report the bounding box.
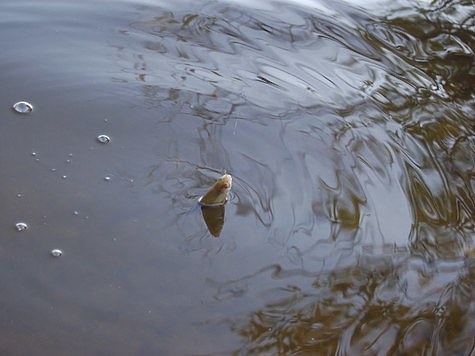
[1,0,474,354]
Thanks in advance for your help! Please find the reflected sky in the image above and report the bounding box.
[0,0,473,354]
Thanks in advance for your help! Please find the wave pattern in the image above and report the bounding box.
[117,0,474,353]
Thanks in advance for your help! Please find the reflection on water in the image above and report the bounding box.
[201,204,226,237]
[0,0,474,354]
[238,259,475,355]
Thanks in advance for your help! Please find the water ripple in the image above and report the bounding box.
[2,0,474,353]
[120,0,475,276]
[125,2,405,112]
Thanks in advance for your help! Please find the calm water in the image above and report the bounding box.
[0,0,474,354]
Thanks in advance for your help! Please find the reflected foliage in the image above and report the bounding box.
[1,0,474,353]
[221,1,473,354]
[362,0,474,259]
[127,0,474,353]
[228,258,475,355]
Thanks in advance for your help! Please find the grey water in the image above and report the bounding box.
[0,0,474,354]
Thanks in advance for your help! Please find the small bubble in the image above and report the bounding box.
[73,211,79,215]
[31,152,37,156]
[104,176,111,181]
[51,249,63,257]
[68,153,73,157]
[13,101,34,114]
[15,222,28,231]
[97,134,111,144]
[61,175,67,179]
[50,168,57,172]
[17,193,22,198]
[66,159,71,163]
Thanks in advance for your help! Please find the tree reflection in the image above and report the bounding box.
[127,0,473,352]
[228,259,475,354]
[226,1,475,353]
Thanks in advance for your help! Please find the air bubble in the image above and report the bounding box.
[15,222,28,231]
[13,101,34,113]
[51,249,63,257]
[97,134,111,144]
[104,176,111,181]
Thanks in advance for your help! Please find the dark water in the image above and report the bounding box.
[1,0,474,354]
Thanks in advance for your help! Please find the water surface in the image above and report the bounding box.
[0,0,474,354]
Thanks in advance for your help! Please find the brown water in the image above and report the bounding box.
[0,0,474,354]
